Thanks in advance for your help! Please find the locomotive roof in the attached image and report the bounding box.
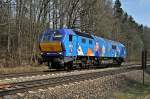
[74,31,94,39]
[95,36,125,47]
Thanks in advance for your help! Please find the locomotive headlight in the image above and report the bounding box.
[59,52,63,55]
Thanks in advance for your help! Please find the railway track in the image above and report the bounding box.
[0,64,143,97]
[0,72,45,80]
[0,63,141,80]
[0,69,67,80]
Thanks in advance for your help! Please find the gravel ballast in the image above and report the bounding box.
[2,70,148,99]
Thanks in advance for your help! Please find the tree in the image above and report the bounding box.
[114,0,123,18]
[0,0,149,66]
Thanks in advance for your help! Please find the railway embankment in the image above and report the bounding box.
[113,68,150,99]
[2,68,149,99]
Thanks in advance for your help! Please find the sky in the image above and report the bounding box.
[114,0,150,27]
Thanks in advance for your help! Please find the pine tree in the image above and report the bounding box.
[122,12,128,23]
[114,0,123,18]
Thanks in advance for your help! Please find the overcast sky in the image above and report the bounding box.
[114,0,150,27]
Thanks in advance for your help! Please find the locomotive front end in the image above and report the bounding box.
[39,29,65,68]
[40,41,62,54]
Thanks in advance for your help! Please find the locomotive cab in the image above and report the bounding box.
[39,29,65,68]
[40,30,63,52]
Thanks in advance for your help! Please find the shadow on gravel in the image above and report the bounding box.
[43,63,121,72]
[43,69,65,72]
[96,64,121,68]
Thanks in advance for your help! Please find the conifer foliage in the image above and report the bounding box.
[0,0,149,66]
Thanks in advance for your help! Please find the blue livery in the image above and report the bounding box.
[39,28,126,69]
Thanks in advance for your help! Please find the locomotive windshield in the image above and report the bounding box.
[41,33,52,42]
[53,31,63,41]
[40,29,54,42]
[40,30,63,42]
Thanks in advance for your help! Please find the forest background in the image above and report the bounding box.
[0,0,150,67]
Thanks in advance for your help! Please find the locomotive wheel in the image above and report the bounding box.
[85,64,89,69]
[79,62,86,69]
[64,63,69,71]
[51,61,59,69]
[79,63,82,69]
[117,61,122,66]
[64,61,73,71]
[64,65,68,71]
[116,58,123,66]
[47,62,52,69]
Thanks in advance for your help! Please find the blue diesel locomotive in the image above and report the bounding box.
[39,28,126,69]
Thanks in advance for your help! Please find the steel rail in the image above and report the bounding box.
[0,65,142,97]
[0,63,143,80]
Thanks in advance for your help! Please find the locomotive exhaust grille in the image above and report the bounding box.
[40,42,62,52]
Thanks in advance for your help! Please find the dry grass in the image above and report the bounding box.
[0,65,48,74]
[113,70,150,99]
[113,83,150,99]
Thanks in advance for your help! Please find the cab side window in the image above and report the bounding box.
[82,38,86,43]
[89,39,92,44]
[69,35,72,41]
[112,45,116,50]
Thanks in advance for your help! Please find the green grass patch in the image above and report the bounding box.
[114,79,150,99]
